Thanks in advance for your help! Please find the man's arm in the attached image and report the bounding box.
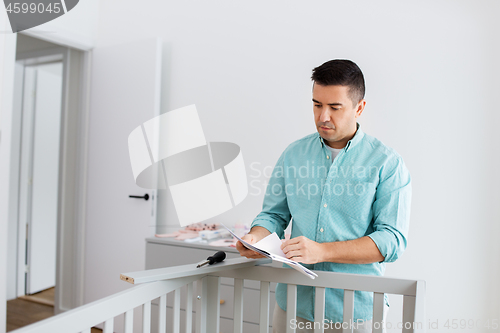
[250,150,292,237]
[366,157,411,263]
[238,150,291,258]
[280,235,384,264]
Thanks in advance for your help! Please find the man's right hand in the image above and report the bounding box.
[236,234,266,259]
[236,226,271,259]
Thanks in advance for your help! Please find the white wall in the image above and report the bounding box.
[21,0,100,50]
[90,0,500,330]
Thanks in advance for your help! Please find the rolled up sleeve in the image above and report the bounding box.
[367,156,412,263]
[251,151,292,238]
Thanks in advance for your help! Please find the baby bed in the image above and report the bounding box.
[10,257,425,333]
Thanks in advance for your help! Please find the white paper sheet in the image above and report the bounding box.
[253,232,286,257]
[221,224,318,279]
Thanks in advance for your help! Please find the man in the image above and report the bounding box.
[237,59,411,333]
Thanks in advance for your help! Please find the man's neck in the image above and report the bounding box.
[325,126,358,149]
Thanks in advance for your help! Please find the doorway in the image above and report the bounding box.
[6,33,91,316]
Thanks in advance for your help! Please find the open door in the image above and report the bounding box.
[84,38,162,332]
[23,62,63,295]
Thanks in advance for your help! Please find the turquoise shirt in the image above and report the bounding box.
[251,123,411,323]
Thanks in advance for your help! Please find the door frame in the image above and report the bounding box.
[0,29,17,333]
[6,42,92,313]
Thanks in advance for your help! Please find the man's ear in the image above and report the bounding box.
[355,99,366,118]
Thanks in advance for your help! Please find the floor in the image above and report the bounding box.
[7,288,102,333]
[18,287,54,306]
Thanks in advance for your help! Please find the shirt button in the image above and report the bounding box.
[326,155,330,159]
[320,228,324,233]
[323,204,327,208]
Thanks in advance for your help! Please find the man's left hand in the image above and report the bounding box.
[280,236,325,264]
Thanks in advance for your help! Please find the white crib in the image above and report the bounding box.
[9,257,425,333]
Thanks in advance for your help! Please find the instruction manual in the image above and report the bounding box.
[221,224,318,279]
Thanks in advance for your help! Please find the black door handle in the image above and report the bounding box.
[129,194,149,201]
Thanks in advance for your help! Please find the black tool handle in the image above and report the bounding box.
[207,251,226,265]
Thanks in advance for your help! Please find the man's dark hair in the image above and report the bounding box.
[311,59,365,106]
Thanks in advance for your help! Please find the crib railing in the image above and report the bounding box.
[10,257,425,333]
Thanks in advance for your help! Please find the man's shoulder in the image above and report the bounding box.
[361,132,409,176]
[361,132,404,161]
[284,132,319,153]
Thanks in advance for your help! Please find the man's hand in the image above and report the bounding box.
[236,226,270,259]
[280,236,325,264]
[236,234,265,259]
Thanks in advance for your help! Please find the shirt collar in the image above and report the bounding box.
[318,122,364,152]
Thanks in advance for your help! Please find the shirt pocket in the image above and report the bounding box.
[336,181,377,221]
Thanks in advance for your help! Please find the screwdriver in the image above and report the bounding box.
[196,251,226,268]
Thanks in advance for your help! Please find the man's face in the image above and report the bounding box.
[312,83,366,149]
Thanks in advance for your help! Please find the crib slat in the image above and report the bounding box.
[414,281,426,333]
[233,278,244,333]
[103,318,114,333]
[124,309,133,333]
[259,281,270,333]
[186,282,193,333]
[314,287,326,333]
[158,294,167,333]
[196,277,208,333]
[342,289,354,333]
[206,276,220,333]
[372,292,385,333]
[173,288,181,333]
[402,295,416,333]
[286,284,297,333]
[143,301,151,333]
